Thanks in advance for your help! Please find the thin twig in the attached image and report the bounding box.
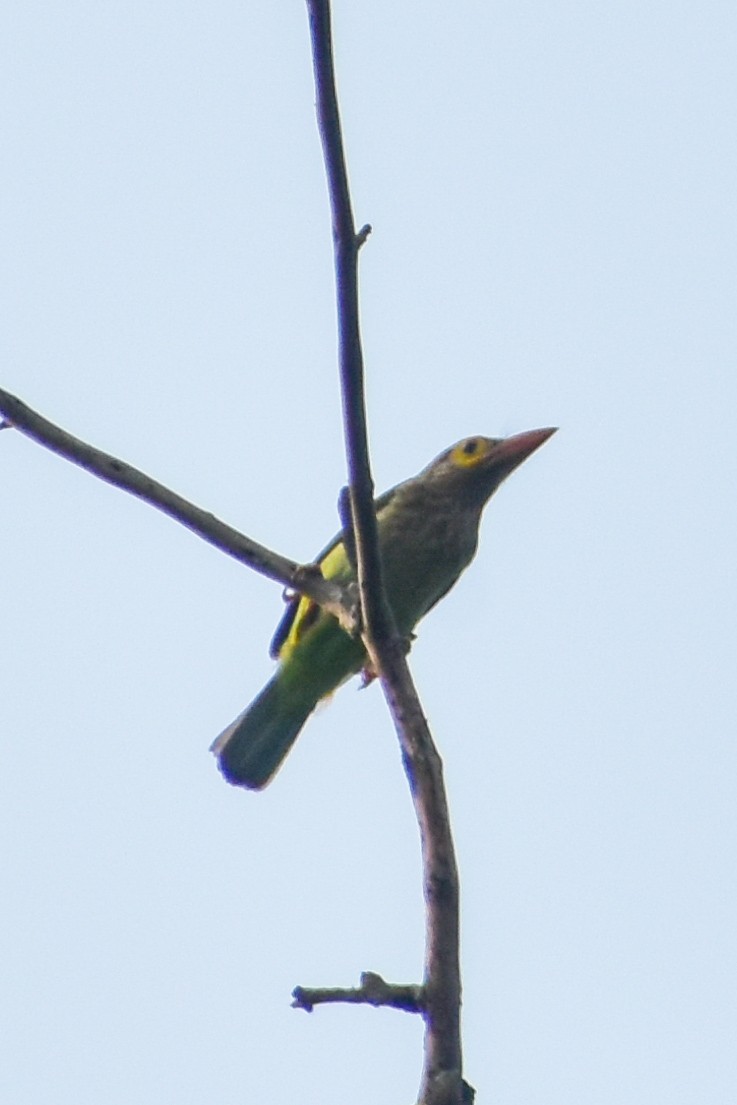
[0,387,358,633]
[356,223,373,249]
[306,4,464,1104]
[292,972,424,1014]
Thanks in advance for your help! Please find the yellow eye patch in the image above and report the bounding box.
[450,437,493,468]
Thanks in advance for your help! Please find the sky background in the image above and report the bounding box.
[1,2,735,1103]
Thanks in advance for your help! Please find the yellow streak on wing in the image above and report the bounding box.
[278,539,352,663]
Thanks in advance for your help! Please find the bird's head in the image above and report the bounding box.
[420,427,557,507]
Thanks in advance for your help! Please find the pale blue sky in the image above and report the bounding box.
[2,2,736,1103]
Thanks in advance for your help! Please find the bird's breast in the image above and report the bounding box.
[377,494,479,633]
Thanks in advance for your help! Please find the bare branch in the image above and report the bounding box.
[306,0,394,648]
[306,4,464,1103]
[292,972,423,1014]
[0,386,358,633]
[377,647,462,1097]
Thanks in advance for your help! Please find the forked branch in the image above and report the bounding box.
[1,4,468,1099]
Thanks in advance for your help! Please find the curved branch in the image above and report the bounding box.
[0,386,358,633]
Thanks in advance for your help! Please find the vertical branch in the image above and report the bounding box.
[306,0,392,646]
[305,4,464,1103]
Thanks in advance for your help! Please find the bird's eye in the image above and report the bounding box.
[450,437,488,468]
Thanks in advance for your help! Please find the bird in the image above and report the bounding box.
[212,427,556,789]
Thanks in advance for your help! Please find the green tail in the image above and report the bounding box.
[213,603,366,790]
[211,673,318,790]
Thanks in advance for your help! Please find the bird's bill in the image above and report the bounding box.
[491,426,557,473]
